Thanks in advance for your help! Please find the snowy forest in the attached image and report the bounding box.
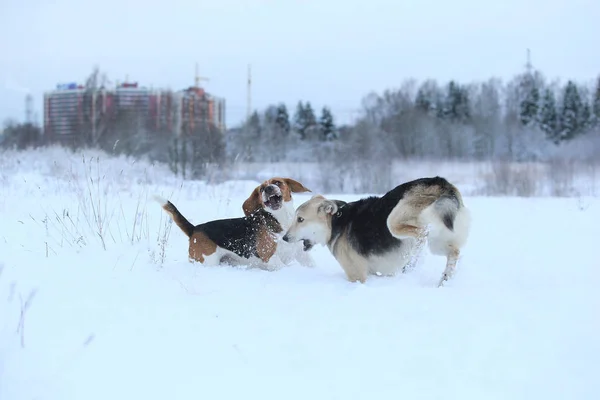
[229,68,600,164]
[2,64,600,194]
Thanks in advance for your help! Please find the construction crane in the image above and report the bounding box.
[194,63,210,89]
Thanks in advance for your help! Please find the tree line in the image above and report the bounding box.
[2,65,600,174]
[231,67,600,164]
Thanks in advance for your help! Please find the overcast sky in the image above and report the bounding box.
[1,0,598,128]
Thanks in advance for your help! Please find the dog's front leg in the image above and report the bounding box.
[332,237,368,283]
[343,264,368,283]
[337,255,368,284]
[263,253,287,271]
[295,243,315,268]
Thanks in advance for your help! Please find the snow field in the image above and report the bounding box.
[0,147,599,400]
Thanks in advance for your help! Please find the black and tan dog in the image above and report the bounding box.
[157,177,312,269]
[282,176,471,286]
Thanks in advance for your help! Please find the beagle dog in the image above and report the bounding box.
[156,177,314,269]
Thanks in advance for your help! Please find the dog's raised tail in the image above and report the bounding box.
[153,195,194,238]
[429,191,471,247]
[433,195,461,231]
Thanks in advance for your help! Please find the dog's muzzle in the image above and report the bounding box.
[263,185,283,210]
[284,234,313,251]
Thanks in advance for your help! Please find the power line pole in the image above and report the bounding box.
[525,48,533,76]
[247,64,252,122]
[25,93,33,124]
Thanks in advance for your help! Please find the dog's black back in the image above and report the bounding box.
[330,177,458,257]
[331,196,401,257]
[197,210,282,259]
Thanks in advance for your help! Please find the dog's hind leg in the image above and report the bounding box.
[387,196,435,241]
[389,223,429,241]
[438,246,460,287]
[401,225,430,273]
[387,199,432,273]
[423,201,470,287]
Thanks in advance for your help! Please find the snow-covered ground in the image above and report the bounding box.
[1,147,598,400]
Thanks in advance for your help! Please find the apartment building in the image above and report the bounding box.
[43,80,226,144]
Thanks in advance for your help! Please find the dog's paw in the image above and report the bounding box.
[438,274,448,287]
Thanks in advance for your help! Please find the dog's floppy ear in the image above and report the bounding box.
[318,199,338,216]
[242,187,263,216]
[284,178,311,193]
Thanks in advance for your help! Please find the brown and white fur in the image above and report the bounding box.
[242,177,315,268]
[282,176,471,287]
[157,177,313,270]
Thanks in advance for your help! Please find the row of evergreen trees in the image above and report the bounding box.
[227,101,339,162]
[520,77,600,143]
[412,73,600,144]
[244,101,337,142]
